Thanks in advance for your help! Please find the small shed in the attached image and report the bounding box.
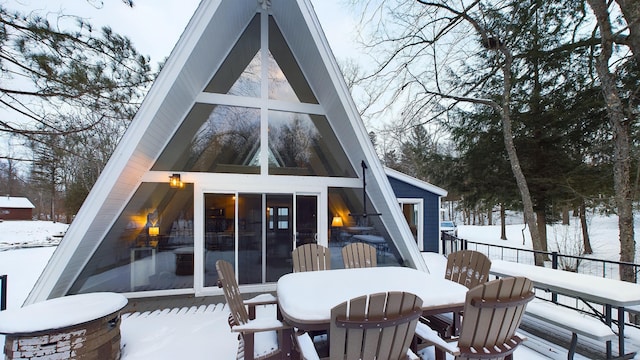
[385,168,447,253]
[0,196,35,220]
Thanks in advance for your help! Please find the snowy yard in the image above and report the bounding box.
[1,215,639,359]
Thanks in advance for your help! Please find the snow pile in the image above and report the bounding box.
[0,220,68,251]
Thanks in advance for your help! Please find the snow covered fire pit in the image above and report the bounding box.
[0,292,127,359]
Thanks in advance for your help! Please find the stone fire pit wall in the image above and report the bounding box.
[0,293,128,360]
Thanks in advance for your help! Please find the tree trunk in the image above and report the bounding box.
[7,159,13,195]
[562,207,570,225]
[536,209,548,253]
[499,50,544,265]
[500,204,507,240]
[615,0,640,64]
[634,157,640,201]
[580,201,593,254]
[587,0,636,283]
[487,207,493,225]
[50,169,56,222]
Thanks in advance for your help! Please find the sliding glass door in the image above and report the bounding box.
[266,194,293,282]
[203,192,319,288]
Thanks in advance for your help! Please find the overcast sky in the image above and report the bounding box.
[7,0,362,67]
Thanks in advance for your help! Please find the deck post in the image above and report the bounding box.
[1,274,6,311]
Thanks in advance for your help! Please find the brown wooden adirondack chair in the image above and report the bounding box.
[295,292,423,360]
[292,243,331,272]
[341,242,377,268]
[445,250,492,289]
[427,250,492,338]
[415,276,534,360]
[216,260,293,360]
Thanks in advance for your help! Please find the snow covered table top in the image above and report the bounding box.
[276,266,467,330]
[0,292,128,334]
[490,259,640,307]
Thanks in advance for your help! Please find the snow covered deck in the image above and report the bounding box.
[116,302,605,359]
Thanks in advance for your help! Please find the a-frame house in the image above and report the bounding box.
[26,0,428,303]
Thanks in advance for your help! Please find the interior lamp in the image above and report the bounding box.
[331,216,344,227]
[148,226,160,236]
[169,173,184,189]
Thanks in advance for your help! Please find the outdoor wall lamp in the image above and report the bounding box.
[169,173,184,189]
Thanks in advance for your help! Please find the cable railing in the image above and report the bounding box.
[440,233,640,330]
[441,233,640,281]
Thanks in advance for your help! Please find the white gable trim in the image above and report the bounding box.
[385,167,448,197]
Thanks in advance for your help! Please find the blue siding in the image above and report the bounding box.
[387,176,441,252]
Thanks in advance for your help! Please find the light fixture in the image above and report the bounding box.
[148,226,159,236]
[331,216,344,227]
[169,173,184,189]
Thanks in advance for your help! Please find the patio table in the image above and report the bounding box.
[491,259,640,358]
[276,266,467,331]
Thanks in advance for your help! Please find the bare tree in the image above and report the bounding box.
[585,0,638,283]
[352,0,546,263]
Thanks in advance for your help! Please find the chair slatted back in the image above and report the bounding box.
[457,277,534,359]
[445,250,491,289]
[292,243,330,272]
[216,260,249,326]
[330,292,423,360]
[342,242,377,269]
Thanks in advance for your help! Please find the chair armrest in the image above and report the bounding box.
[294,331,321,360]
[232,318,290,333]
[245,293,278,319]
[244,293,277,306]
[515,332,527,342]
[406,349,419,360]
[414,322,461,356]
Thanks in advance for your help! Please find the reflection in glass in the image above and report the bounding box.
[204,194,236,287]
[328,187,403,268]
[296,195,317,248]
[203,15,260,97]
[268,111,357,177]
[266,194,293,282]
[153,104,261,174]
[268,16,318,104]
[267,51,299,102]
[226,52,261,97]
[238,194,263,284]
[69,183,195,294]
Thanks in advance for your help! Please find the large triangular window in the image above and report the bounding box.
[153,14,355,177]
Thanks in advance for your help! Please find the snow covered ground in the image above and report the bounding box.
[457,211,637,261]
[0,214,639,359]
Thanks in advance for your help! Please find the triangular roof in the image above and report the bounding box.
[0,196,35,209]
[385,167,448,197]
[26,0,427,303]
